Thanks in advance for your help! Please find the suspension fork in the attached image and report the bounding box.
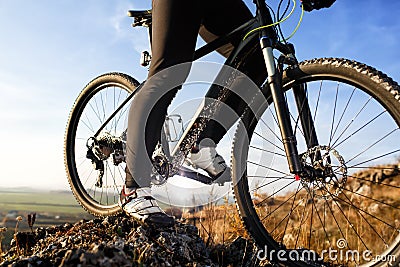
[259,34,302,174]
[293,84,318,147]
[293,84,322,163]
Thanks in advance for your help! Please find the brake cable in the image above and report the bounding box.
[243,0,304,41]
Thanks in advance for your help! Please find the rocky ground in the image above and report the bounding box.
[0,216,266,267]
[2,164,398,266]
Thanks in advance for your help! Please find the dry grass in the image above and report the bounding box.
[181,168,399,266]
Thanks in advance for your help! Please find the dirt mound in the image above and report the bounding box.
[0,216,263,267]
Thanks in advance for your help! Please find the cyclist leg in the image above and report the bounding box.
[125,0,203,188]
[197,0,267,147]
[187,0,267,179]
[123,0,205,225]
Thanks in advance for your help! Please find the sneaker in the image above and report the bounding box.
[186,146,231,185]
[119,186,174,227]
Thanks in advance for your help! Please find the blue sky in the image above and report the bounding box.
[0,0,399,190]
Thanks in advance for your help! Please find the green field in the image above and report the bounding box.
[0,189,97,250]
[0,190,85,214]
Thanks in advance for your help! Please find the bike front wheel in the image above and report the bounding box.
[232,58,400,266]
[64,72,139,216]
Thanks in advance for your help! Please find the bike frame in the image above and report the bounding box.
[174,0,315,175]
[97,0,320,178]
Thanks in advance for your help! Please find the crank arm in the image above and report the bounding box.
[178,166,213,185]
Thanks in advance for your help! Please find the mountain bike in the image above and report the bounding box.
[64,0,400,266]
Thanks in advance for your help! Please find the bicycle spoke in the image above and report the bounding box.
[105,161,118,205]
[342,173,400,189]
[100,165,105,204]
[247,160,291,177]
[248,175,294,179]
[289,110,305,138]
[330,96,372,148]
[270,196,303,236]
[310,195,333,248]
[114,87,122,134]
[345,166,399,170]
[345,128,398,165]
[83,112,95,133]
[256,180,297,207]
[330,87,356,141]
[88,102,104,125]
[333,193,398,231]
[116,85,123,108]
[332,110,387,149]
[112,105,130,135]
[280,183,302,244]
[108,89,129,134]
[92,182,96,199]
[261,187,299,220]
[249,145,286,157]
[253,177,292,200]
[268,105,280,128]
[83,168,95,187]
[76,157,89,169]
[294,189,311,248]
[321,183,370,251]
[346,148,400,169]
[80,113,95,133]
[312,80,323,123]
[335,181,400,211]
[100,90,106,122]
[289,86,309,139]
[93,96,103,124]
[328,83,339,147]
[254,131,285,152]
[106,160,122,197]
[105,163,108,205]
[260,118,283,144]
[113,86,116,115]
[340,189,389,247]
[308,191,315,248]
[116,165,126,196]
[320,193,350,250]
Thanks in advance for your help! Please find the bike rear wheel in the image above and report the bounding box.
[232,58,400,266]
[64,72,139,216]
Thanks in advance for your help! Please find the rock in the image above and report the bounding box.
[355,184,372,196]
[383,165,398,176]
[370,171,383,183]
[0,216,256,267]
[368,203,380,214]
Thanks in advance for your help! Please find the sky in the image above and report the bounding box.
[0,0,400,191]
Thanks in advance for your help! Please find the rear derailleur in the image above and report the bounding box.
[86,132,125,187]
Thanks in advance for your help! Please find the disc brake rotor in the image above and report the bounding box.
[300,145,347,200]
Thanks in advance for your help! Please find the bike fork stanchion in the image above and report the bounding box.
[259,32,302,174]
[293,84,322,163]
[293,84,319,148]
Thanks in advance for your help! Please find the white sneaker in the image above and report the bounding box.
[186,146,230,184]
[119,186,174,227]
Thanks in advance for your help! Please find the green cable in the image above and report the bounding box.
[243,0,297,40]
[282,2,304,41]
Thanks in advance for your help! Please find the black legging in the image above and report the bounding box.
[125,0,265,187]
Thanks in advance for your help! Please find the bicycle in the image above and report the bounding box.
[64,0,400,266]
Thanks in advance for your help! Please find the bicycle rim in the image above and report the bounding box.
[232,58,400,266]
